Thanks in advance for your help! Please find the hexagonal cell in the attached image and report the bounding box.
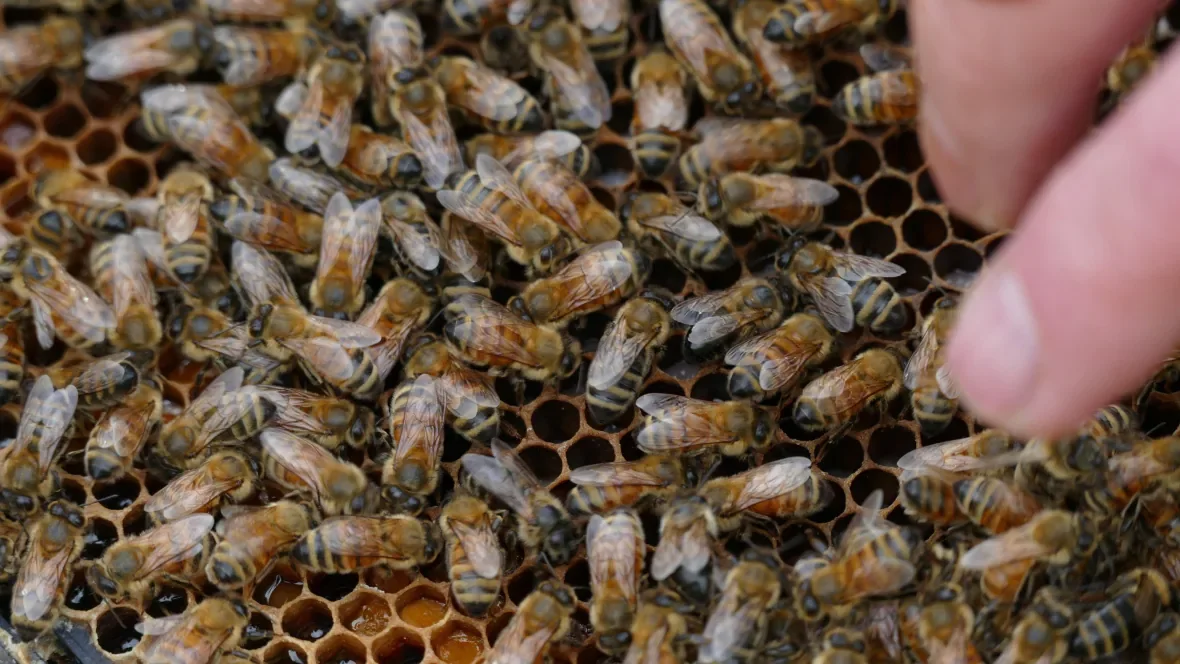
[933,243,983,289]
[395,584,448,628]
[810,481,846,523]
[120,503,149,537]
[819,60,860,96]
[96,607,142,655]
[59,477,86,505]
[339,591,391,637]
[826,184,862,225]
[851,468,900,507]
[866,176,913,218]
[607,98,633,135]
[264,641,308,664]
[883,131,923,173]
[802,104,844,143]
[564,558,591,602]
[242,611,274,650]
[281,598,334,642]
[77,129,118,165]
[916,168,941,203]
[23,142,71,174]
[0,179,31,218]
[16,76,58,109]
[888,253,933,296]
[901,209,948,251]
[314,633,367,664]
[254,563,304,609]
[516,444,564,485]
[92,476,141,510]
[984,232,1009,259]
[949,215,986,242]
[44,103,86,138]
[1,111,37,152]
[64,568,99,611]
[923,417,970,446]
[818,437,863,478]
[647,258,687,294]
[82,517,118,560]
[689,372,730,401]
[374,628,426,663]
[566,436,614,469]
[849,220,897,258]
[433,620,486,664]
[532,399,581,443]
[699,259,742,291]
[123,117,159,153]
[0,154,14,188]
[146,585,189,618]
[868,426,917,467]
[832,140,880,184]
[307,572,357,601]
[81,80,128,118]
[107,157,152,195]
[364,567,414,595]
[486,610,515,645]
[593,143,633,188]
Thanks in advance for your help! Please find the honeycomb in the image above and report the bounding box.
[4,2,1171,663]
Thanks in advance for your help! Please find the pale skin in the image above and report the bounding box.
[913,0,1180,437]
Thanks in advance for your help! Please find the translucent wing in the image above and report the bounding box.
[730,457,812,511]
[386,217,442,273]
[688,309,770,346]
[231,241,300,306]
[792,6,861,38]
[724,329,823,393]
[670,289,732,325]
[317,194,381,297]
[633,73,688,130]
[31,299,56,350]
[268,158,353,214]
[109,235,158,317]
[448,58,530,121]
[636,394,737,452]
[91,397,162,459]
[520,161,582,234]
[135,614,185,636]
[391,375,445,466]
[959,515,1062,570]
[192,386,270,452]
[47,184,127,211]
[540,242,634,322]
[845,556,915,599]
[160,193,201,244]
[527,130,582,160]
[436,189,520,246]
[461,452,531,517]
[442,215,488,281]
[443,295,557,367]
[904,323,939,390]
[318,96,353,169]
[840,489,890,554]
[285,77,324,155]
[658,0,739,83]
[25,265,116,346]
[281,336,360,382]
[187,367,245,419]
[547,55,612,128]
[643,212,723,242]
[260,428,338,502]
[860,43,911,72]
[936,365,959,399]
[310,316,383,347]
[399,96,464,190]
[12,530,73,624]
[588,319,655,390]
[651,517,711,580]
[35,385,78,474]
[699,597,760,664]
[144,466,240,522]
[85,23,190,81]
[490,438,542,490]
[801,274,855,332]
[831,252,906,282]
[570,461,672,487]
[746,174,839,210]
[275,81,308,119]
[572,0,627,31]
[587,513,640,604]
[449,518,502,579]
[213,26,269,86]
[440,366,498,420]
[142,83,233,117]
[15,375,53,456]
[133,514,215,577]
[476,153,534,210]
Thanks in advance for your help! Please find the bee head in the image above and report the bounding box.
[248,304,274,338]
[87,565,120,600]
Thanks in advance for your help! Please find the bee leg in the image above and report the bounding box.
[814,422,852,463]
[1135,375,1158,414]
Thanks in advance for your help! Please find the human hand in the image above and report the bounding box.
[912,0,1178,437]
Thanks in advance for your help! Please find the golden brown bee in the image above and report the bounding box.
[213,23,320,88]
[84,18,215,82]
[514,158,622,244]
[487,579,575,663]
[24,208,82,262]
[762,0,899,46]
[87,514,216,603]
[137,597,250,664]
[672,277,786,362]
[382,375,446,515]
[0,376,76,518]
[794,490,923,620]
[10,501,84,640]
[904,296,960,435]
[793,348,903,435]
[813,627,870,664]
[1087,436,1180,516]
[679,117,824,189]
[357,278,436,386]
[33,169,132,237]
[157,369,279,466]
[588,509,645,654]
[0,16,85,94]
[1069,568,1173,659]
[444,293,582,382]
[144,449,257,525]
[511,242,646,328]
[629,49,689,179]
[567,454,689,516]
[440,494,504,617]
[898,470,964,527]
[198,0,334,26]
[778,238,907,333]
[261,428,376,516]
[442,0,536,35]
[85,378,163,481]
[90,234,162,349]
[279,44,366,167]
[1137,488,1180,546]
[207,501,313,591]
[389,69,466,191]
[47,350,146,412]
[404,333,500,444]
[897,429,1021,476]
[916,584,983,663]
[167,305,288,384]
[637,393,775,458]
[1082,403,1140,440]
[308,193,381,319]
[0,312,25,407]
[994,587,1074,664]
[733,0,816,114]
[1147,612,1180,664]
[650,494,719,587]
[725,312,835,401]
[268,158,363,215]
[440,213,493,297]
[1107,38,1157,105]
[586,293,673,426]
[697,549,782,663]
[661,0,761,113]
[624,588,696,664]
[461,440,579,564]
[699,173,838,231]
[620,191,736,273]
[259,386,374,452]
[833,44,919,126]
[525,10,613,137]
[960,509,1097,576]
[212,180,323,267]
[465,130,597,179]
[154,165,216,285]
[291,513,441,573]
[570,0,629,61]
[0,239,116,349]
[436,55,545,133]
[334,124,424,190]
[140,84,275,182]
[379,191,444,278]
[368,10,425,127]
[1015,435,1109,500]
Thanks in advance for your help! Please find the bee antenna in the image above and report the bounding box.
[696,455,723,486]
[105,599,128,630]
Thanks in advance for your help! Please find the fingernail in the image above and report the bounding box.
[947,268,1040,424]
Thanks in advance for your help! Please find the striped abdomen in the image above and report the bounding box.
[333,348,381,400]
[835,71,919,126]
[448,538,501,617]
[1069,593,1140,659]
[164,207,213,284]
[660,226,737,272]
[632,129,681,179]
[851,279,907,334]
[584,24,628,62]
[567,483,664,516]
[450,398,498,444]
[587,351,652,425]
[981,559,1035,602]
[900,473,963,526]
[953,478,1041,535]
[911,387,957,437]
[0,318,24,406]
[226,392,278,441]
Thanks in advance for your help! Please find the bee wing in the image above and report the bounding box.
[541,242,634,322]
[528,130,583,160]
[547,55,612,128]
[449,518,502,579]
[221,208,314,255]
[187,366,245,418]
[285,77,325,155]
[635,393,736,452]
[651,518,711,580]
[45,184,127,212]
[840,489,891,554]
[92,397,160,459]
[193,386,270,450]
[268,159,347,215]
[392,375,445,463]
[135,614,186,636]
[745,174,839,210]
[572,0,628,34]
[461,451,532,518]
[845,556,915,599]
[369,11,424,69]
[903,324,939,391]
[800,274,855,333]
[442,215,487,281]
[959,517,1059,570]
[318,194,381,297]
[475,153,534,209]
[262,389,333,436]
[587,513,640,601]
[520,162,584,236]
[84,24,187,81]
[724,331,822,393]
[24,266,116,346]
[731,456,813,511]
[587,319,655,390]
[451,59,531,121]
[387,217,442,273]
[12,534,74,624]
[31,299,56,350]
[133,514,216,577]
[230,241,300,306]
[506,0,533,24]
[281,336,361,382]
[213,26,266,86]
[792,6,862,38]
[144,466,239,523]
[15,375,52,456]
[132,229,169,275]
[896,437,975,473]
[643,212,723,243]
[569,461,671,487]
[440,367,498,420]
[670,289,732,325]
[310,316,382,348]
[658,1,736,83]
[401,99,464,190]
[633,74,688,131]
[261,428,339,502]
[860,43,911,73]
[443,295,559,368]
[926,625,970,664]
[688,309,770,347]
[437,189,521,246]
[831,252,906,282]
[160,193,201,244]
[488,610,560,664]
[318,96,353,169]
[490,438,543,489]
[700,598,761,664]
[31,383,78,474]
[275,81,308,120]
[110,235,158,316]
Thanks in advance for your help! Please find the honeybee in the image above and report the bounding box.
[568,0,629,62]
[0,312,24,407]
[793,348,904,436]
[331,125,424,190]
[897,471,964,527]
[280,44,365,168]
[586,292,673,425]
[435,55,545,133]
[672,277,785,361]
[794,490,923,620]
[628,50,689,179]
[440,494,504,617]
[1107,38,1157,106]
[444,293,582,382]
[382,375,446,515]
[699,173,838,232]
[623,589,696,664]
[389,69,466,190]
[207,501,313,591]
[733,0,816,114]
[697,456,831,530]
[24,209,82,262]
[897,429,1020,476]
[197,0,335,24]
[140,84,275,182]
[308,193,381,319]
[0,16,85,94]
[651,494,721,586]
[813,627,873,664]
[916,584,983,663]
[258,386,374,451]
[260,428,376,516]
[461,440,579,564]
[269,158,364,215]
[90,235,162,350]
[157,370,279,466]
[0,376,76,518]
[762,0,899,46]
[212,180,324,267]
[154,165,216,285]
[0,519,19,584]
[33,169,131,237]
[636,393,775,458]
[465,130,597,179]
[1070,567,1173,659]
[291,513,441,572]
[1086,436,1180,516]
[137,597,250,664]
[993,587,1074,664]
[1015,435,1109,500]
[620,191,735,273]
[404,333,500,444]
[902,296,960,435]
[47,350,146,412]
[679,117,824,189]
[442,0,535,35]
[1081,403,1140,440]
[511,242,645,328]
[88,514,215,603]
[10,501,84,640]
[85,378,163,481]
[725,312,835,401]
[487,580,575,664]
[166,305,287,384]
[960,509,1098,582]
[0,241,115,350]
[514,159,622,244]
[778,239,907,333]
[441,213,493,292]
[367,10,425,128]
[144,449,257,524]
[661,0,761,113]
[525,10,613,136]
[1147,612,1180,664]
[356,278,435,384]
[84,18,215,82]
[1136,488,1180,546]
[587,509,645,654]
[213,23,320,88]
[833,44,919,126]
[235,242,383,398]
[698,549,782,663]
[567,454,689,516]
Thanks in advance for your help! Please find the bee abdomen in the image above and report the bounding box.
[677,147,710,189]
[727,363,765,400]
[565,486,602,516]
[911,387,957,436]
[901,474,962,525]
[453,406,498,444]
[587,355,649,425]
[1070,596,1137,658]
[851,279,907,334]
[450,554,500,617]
[632,130,681,179]
[167,241,212,283]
